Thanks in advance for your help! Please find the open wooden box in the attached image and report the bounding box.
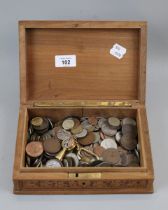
[13,21,154,194]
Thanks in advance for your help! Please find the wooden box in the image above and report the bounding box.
[13,21,154,194]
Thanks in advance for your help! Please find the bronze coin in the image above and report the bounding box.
[101,148,121,165]
[78,132,95,146]
[93,145,105,157]
[26,141,43,158]
[43,138,61,154]
[120,134,137,150]
[88,116,97,126]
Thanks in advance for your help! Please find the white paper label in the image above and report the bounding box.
[55,55,76,67]
[110,44,127,59]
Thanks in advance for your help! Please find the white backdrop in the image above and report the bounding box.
[0,0,168,209]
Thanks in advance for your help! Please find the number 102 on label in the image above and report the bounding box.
[55,55,76,67]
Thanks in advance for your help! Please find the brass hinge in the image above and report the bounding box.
[69,172,102,179]
[33,100,132,107]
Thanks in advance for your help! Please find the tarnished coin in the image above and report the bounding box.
[122,117,136,126]
[108,117,121,129]
[88,116,98,126]
[56,128,71,141]
[31,117,43,127]
[101,122,117,136]
[71,125,83,135]
[75,129,88,138]
[26,141,43,158]
[43,138,61,154]
[62,118,75,130]
[78,132,95,146]
[101,138,117,149]
[119,153,129,166]
[102,148,121,165]
[122,124,137,137]
[45,159,62,168]
[120,134,137,150]
[93,145,105,157]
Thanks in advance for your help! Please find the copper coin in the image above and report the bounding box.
[88,116,98,126]
[43,138,61,154]
[26,141,43,158]
[78,132,95,146]
[120,134,137,150]
[93,145,105,157]
[101,148,121,165]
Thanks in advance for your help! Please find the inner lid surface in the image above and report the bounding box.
[26,28,140,101]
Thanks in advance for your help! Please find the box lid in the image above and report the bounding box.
[19,21,147,106]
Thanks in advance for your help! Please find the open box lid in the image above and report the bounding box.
[19,21,147,107]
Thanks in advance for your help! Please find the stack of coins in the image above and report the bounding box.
[25,116,140,168]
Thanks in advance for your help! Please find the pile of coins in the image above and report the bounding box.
[26,115,140,168]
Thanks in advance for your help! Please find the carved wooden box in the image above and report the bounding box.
[13,21,154,194]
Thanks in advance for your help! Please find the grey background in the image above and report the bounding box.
[0,0,167,209]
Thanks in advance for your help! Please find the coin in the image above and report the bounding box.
[98,117,107,128]
[93,132,101,143]
[122,117,136,126]
[115,131,122,142]
[31,117,43,127]
[108,117,121,129]
[88,116,97,126]
[93,145,105,156]
[101,138,117,149]
[56,128,71,141]
[101,122,117,136]
[120,134,137,150]
[75,129,88,138]
[62,118,75,130]
[101,148,121,165]
[127,153,139,166]
[119,152,129,166]
[65,152,79,166]
[78,132,95,146]
[122,124,137,137]
[71,125,83,135]
[26,141,43,158]
[43,138,61,154]
[45,159,62,168]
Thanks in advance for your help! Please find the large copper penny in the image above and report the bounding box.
[102,148,121,165]
[88,116,98,126]
[43,138,61,154]
[78,132,95,146]
[26,141,43,158]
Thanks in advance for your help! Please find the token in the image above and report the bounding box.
[108,117,121,129]
[78,132,95,146]
[75,129,88,138]
[26,141,43,158]
[120,134,137,150]
[101,148,121,165]
[45,159,62,168]
[101,138,117,149]
[43,138,61,154]
[62,118,75,130]
[93,145,105,156]
[122,117,136,126]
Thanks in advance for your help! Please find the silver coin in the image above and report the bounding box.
[75,129,88,138]
[101,122,117,136]
[81,120,94,131]
[56,128,71,141]
[62,118,75,130]
[46,159,62,168]
[98,118,107,128]
[101,138,117,149]
[115,131,122,142]
[65,152,79,166]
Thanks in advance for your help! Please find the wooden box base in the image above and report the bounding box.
[13,105,154,194]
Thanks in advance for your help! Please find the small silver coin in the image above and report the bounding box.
[62,118,75,130]
[108,117,121,129]
[45,159,62,168]
[101,138,117,149]
[98,118,107,128]
[56,128,71,141]
[101,122,117,136]
[75,129,88,138]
